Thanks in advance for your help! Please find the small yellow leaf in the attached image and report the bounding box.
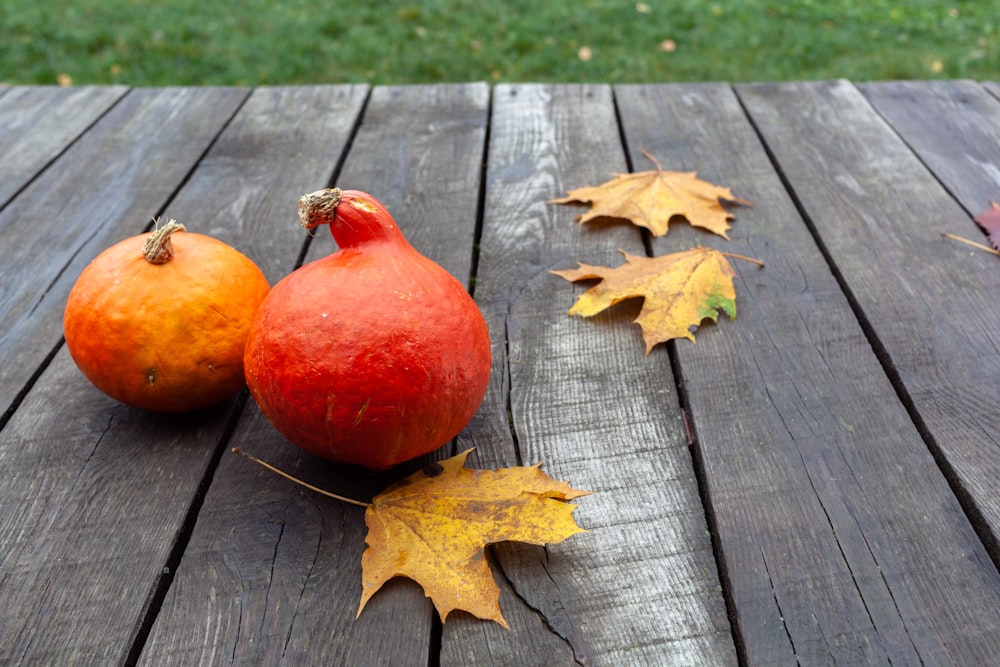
[552,247,737,352]
[359,449,589,627]
[551,163,750,238]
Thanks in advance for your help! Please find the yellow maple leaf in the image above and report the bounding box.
[550,155,750,238]
[551,247,738,352]
[359,449,588,627]
[233,447,588,628]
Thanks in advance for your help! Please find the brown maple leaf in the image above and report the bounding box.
[552,247,743,352]
[974,201,1000,250]
[232,447,588,629]
[550,153,750,238]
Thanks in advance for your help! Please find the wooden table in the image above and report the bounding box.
[2,80,1000,665]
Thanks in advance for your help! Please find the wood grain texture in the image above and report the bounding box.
[0,86,128,208]
[616,81,1000,665]
[0,87,252,666]
[0,87,249,422]
[440,84,736,666]
[728,79,1000,663]
[159,85,370,283]
[0,347,240,665]
[859,80,1000,230]
[141,410,435,667]
[299,82,489,281]
[140,83,488,666]
[4,81,999,665]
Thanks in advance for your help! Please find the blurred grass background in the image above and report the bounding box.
[1,0,996,86]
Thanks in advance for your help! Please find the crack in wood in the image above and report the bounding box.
[492,547,589,666]
[282,500,325,660]
[258,518,285,643]
[758,547,797,662]
[502,303,523,468]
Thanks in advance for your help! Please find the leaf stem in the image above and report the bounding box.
[940,231,1000,257]
[720,251,766,267]
[231,448,372,507]
[641,148,663,173]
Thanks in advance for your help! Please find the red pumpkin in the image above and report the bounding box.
[244,188,491,470]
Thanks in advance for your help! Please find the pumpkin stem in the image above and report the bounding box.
[298,187,344,231]
[298,187,407,249]
[144,219,186,264]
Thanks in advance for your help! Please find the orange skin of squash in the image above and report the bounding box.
[243,189,491,470]
[64,227,271,413]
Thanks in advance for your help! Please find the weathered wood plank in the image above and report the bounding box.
[140,83,488,666]
[0,87,250,666]
[130,85,370,666]
[859,80,1000,232]
[298,83,487,280]
[0,86,368,666]
[0,352,237,665]
[159,85,370,284]
[615,80,1000,665]
[0,87,249,423]
[441,84,736,666]
[3,79,995,666]
[0,86,128,208]
[728,79,1000,664]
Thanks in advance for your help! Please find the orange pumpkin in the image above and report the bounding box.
[244,188,491,470]
[64,220,270,412]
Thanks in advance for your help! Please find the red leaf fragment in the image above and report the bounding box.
[973,201,1000,250]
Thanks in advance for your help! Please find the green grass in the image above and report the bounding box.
[1,0,996,86]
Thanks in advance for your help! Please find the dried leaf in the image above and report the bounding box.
[359,449,588,627]
[551,247,737,352]
[974,201,1000,250]
[550,160,750,238]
